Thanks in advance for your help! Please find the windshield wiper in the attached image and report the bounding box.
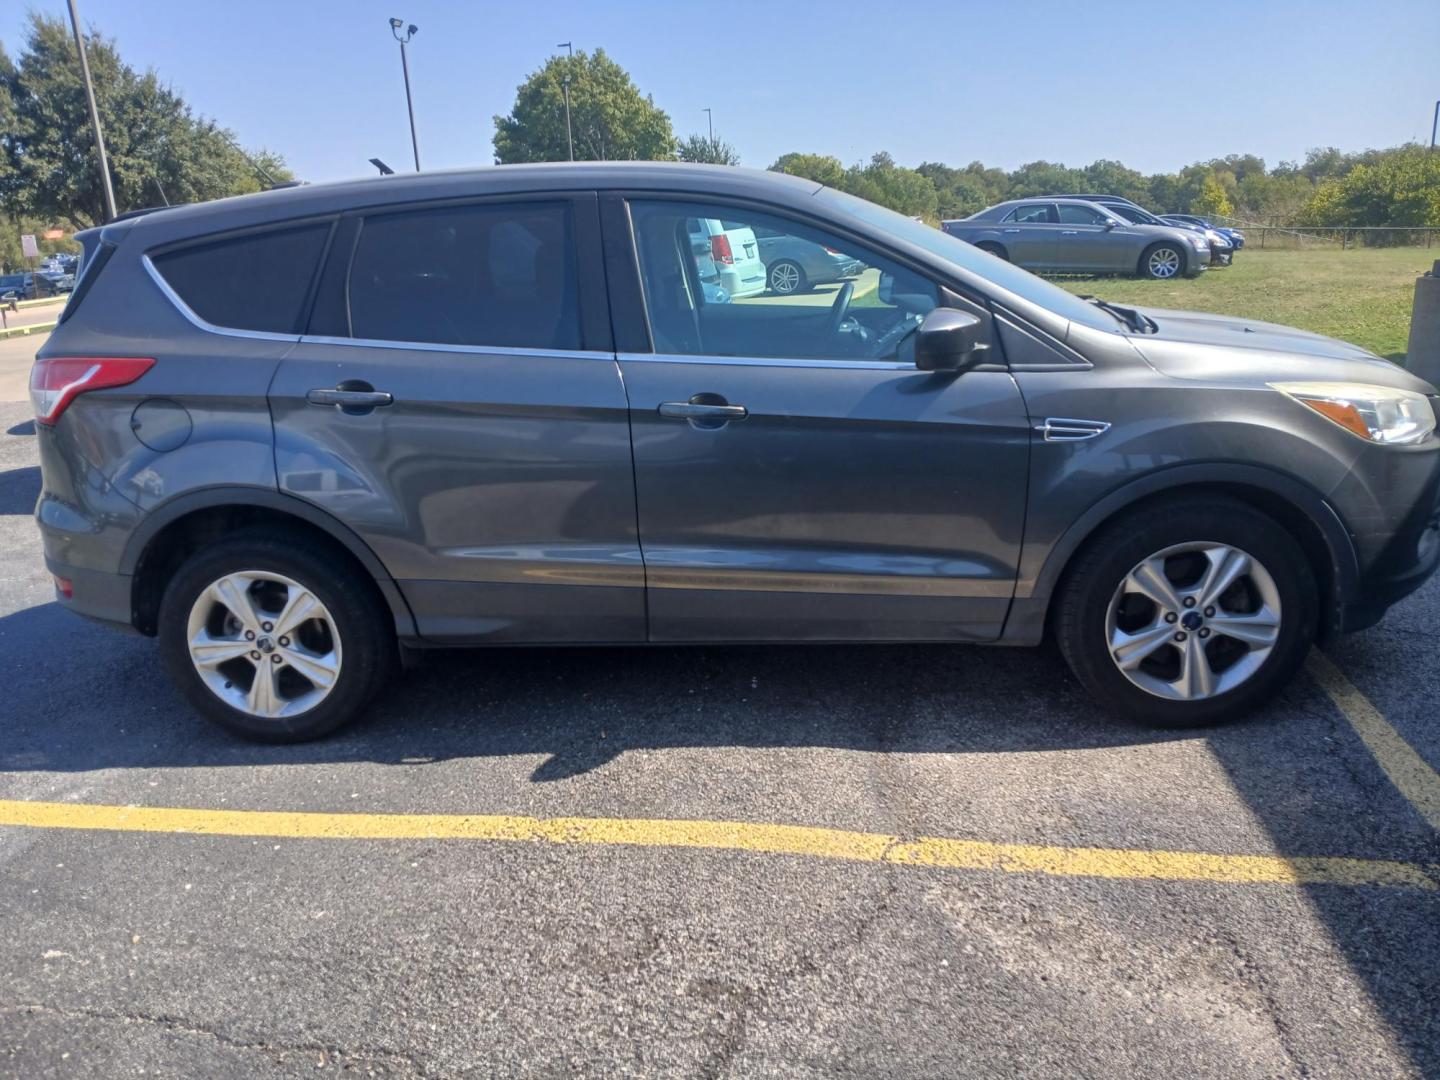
[1080,295,1155,334]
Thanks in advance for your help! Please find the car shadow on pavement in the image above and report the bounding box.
[0,465,40,515]
[0,599,1195,782]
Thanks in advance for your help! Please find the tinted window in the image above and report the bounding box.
[1057,204,1108,225]
[347,202,580,350]
[1003,204,1054,224]
[631,199,938,362]
[152,224,331,333]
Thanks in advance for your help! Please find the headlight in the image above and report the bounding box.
[1189,234,1209,249]
[1205,229,1227,245]
[1271,382,1436,445]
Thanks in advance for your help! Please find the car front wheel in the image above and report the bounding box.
[1140,244,1185,280]
[158,530,394,742]
[1055,497,1316,727]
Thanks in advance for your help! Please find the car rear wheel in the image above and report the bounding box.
[976,242,1009,261]
[768,259,807,295]
[1055,497,1316,728]
[1140,243,1184,279]
[159,529,394,742]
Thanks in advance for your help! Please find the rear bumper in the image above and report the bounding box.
[44,555,136,631]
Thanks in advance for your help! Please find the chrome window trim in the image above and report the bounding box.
[618,351,913,372]
[142,254,302,343]
[300,333,614,361]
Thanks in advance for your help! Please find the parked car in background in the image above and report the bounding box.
[943,198,1208,279]
[0,271,63,299]
[753,225,864,294]
[1096,202,1233,266]
[37,269,76,293]
[686,216,766,298]
[1165,213,1245,249]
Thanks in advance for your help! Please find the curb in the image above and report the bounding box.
[0,320,56,340]
[15,297,66,311]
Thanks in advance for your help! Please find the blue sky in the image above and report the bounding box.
[3,0,1437,183]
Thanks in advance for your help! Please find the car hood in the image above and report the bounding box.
[1125,306,1436,394]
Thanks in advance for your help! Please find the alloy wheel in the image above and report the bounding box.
[1105,542,1281,701]
[185,570,343,719]
[1147,248,1181,278]
[770,261,801,294]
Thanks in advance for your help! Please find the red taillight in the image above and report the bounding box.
[710,234,734,265]
[30,357,155,426]
[53,575,73,600]
[822,246,843,255]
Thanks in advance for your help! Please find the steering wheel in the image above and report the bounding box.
[824,281,854,338]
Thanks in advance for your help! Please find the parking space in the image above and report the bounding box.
[1,395,1438,1077]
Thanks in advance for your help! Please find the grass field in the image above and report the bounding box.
[1051,247,1433,361]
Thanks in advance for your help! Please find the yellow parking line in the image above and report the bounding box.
[1308,650,1440,831]
[0,798,1431,891]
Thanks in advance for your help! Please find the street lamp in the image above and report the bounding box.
[66,0,116,221]
[389,18,421,171]
[1431,100,1440,152]
[703,107,713,143]
[557,41,574,161]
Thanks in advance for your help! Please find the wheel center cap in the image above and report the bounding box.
[258,637,275,653]
[1180,611,1204,631]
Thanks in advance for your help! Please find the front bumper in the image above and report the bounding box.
[1334,440,1440,632]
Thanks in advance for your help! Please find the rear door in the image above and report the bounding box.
[267,193,645,644]
[998,203,1059,268]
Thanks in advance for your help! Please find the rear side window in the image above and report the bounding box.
[151,223,331,334]
[346,202,580,351]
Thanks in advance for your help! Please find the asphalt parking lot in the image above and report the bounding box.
[1,386,1438,1079]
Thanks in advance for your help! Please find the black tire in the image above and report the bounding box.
[768,259,808,295]
[1055,497,1317,728]
[976,242,1009,261]
[158,528,395,742]
[1138,242,1186,280]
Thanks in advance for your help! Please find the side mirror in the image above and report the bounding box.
[915,308,988,372]
[1104,219,1120,230]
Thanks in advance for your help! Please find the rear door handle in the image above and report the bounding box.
[659,402,747,420]
[1060,229,1079,236]
[1002,228,1021,234]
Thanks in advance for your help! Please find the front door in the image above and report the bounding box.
[268,194,645,644]
[998,202,1060,269]
[612,197,1031,643]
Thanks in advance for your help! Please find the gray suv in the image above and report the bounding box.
[31,163,1440,741]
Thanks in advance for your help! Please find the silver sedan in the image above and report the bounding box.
[754,226,865,294]
[942,199,1209,279]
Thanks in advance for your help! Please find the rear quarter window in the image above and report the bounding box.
[151,223,333,334]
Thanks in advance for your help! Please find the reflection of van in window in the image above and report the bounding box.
[685,218,766,298]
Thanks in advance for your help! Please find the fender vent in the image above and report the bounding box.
[1038,417,1111,442]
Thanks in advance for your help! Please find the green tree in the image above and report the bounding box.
[769,152,845,189]
[1191,174,1234,217]
[1005,160,1085,198]
[677,133,739,165]
[843,152,938,220]
[493,49,676,163]
[917,161,1005,219]
[2,15,289,229]
[1079,159,1150,204]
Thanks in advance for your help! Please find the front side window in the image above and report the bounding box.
[347,202,580,350]
[151,223,332,333]
[1003,204,1055,224]
[1057,204,1109,225]
[629,200,939,363]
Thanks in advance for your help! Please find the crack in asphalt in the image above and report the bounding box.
[0,1001,430,1076]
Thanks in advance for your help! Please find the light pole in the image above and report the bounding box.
[1431,100,1440,152]
[557,41,574,161]
[66,0,116,222]
[389,18,421,171]
[703,107,713,143]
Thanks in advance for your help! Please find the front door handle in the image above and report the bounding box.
[307,381,394,415]
[659,394,747,430]
[1060,229,1079,236]
[1002,228,1021,234]
[658,402,748,420]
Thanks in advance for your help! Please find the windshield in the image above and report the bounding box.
[814,186,1118,333]
[1110,204,1167,226]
